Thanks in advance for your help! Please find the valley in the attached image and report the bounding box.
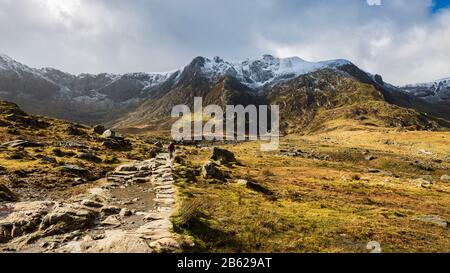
[0,53,449,253]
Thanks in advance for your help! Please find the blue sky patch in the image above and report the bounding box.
[432,0,450,13]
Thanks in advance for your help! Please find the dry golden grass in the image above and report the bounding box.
[173,128,450,253]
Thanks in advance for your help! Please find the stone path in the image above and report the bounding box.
[0,153,182,253]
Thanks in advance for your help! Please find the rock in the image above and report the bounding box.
[0,183,18,202]
[440,175,450,182]
[73,230,153,253]
[119,208,132,217]
[81,199,103,208]
[39,156,57,164]
[411,178,433,188]
[374,74,384,86]
[101,130,116,139]
[236,179,248,185]
[100,206,121,217]
[66,125,84,136]
[78,152,101,163]
[367,168,381,173]
[413,215,448,228]
[38,205,98,236]
[101,215,121,227]
[246,181,274,196]
[93,125,105,135]
[418,149,433,155]
[201,161,228,180]
[102,138,131,150]
[60,164,89,174]
[1,139,43,148]
[149,237,180,253]
[115,164,138,172]
[0,201,55,243]
[364,155,377,161]
[73,177,87,185]
[210,147,238,165]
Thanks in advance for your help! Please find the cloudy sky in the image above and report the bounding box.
[0,0,449,85]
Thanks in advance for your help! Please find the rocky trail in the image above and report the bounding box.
[0,153,182,253]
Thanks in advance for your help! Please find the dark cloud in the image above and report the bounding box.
[0,0,449,85]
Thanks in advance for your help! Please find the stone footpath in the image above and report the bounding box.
[0,153,182,253]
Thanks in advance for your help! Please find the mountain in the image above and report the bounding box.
[0,53,448,132]
[0,53,178,124]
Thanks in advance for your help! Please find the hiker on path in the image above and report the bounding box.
[168,142,176,159]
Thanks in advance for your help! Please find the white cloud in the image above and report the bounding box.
[0,0,448,85]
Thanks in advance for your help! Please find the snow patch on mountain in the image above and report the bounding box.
[401,77,450,100]
[199,54,352,88]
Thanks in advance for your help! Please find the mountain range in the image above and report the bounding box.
[0,53,448,132]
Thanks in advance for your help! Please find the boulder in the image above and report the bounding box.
[0,201,55,243]
[78,152,102,163]
[0,183,18,202]
[102,130,116,139]
[440,175,450,182]
[38,205,98,236]
[93,125,106,135]
[100,206,121,217]
[60,164,89,174]
[210,147,237,165]
[2,139,43,148]
[201,161,228,180]
[246,181,274,196]
[101,215,121,227]
[81,199,103,208]
[66,125,84,136]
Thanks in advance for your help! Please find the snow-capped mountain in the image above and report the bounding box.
[195,55,351,88]
[0,53,448,127]
[401,77,450,101]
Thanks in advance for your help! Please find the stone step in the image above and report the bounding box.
[156,193,174,199]
[154,198,175,205]
[157,189,175,194]
[132,177,151,184]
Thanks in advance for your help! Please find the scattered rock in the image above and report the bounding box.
[1,139,43,148]
[73,177,87,185]
[201,161,228,180]
[119,208,132,217]
[0,201,55,243]
[101,130,116,139]
[246,181,274,196]
[413,215,448,228]
[411,178,433,188]
[100,206,121,217]
[0,183,18,202]
[101,215,121,227]
[418,149,433,155]
[39,156,57,164]
[210,147,238,165]
[364,155,377,161]
[93,125,106,135]
[39,205,98,236]
[66,125,85,136]
[60,164,89,174]
[81,199,103,208]
[440,175,450,182]
[115,164,138,172]
[78,152,101,163]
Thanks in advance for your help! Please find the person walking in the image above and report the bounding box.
[168,142,176,160]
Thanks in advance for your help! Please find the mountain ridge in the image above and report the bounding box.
[0,53,449,130]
